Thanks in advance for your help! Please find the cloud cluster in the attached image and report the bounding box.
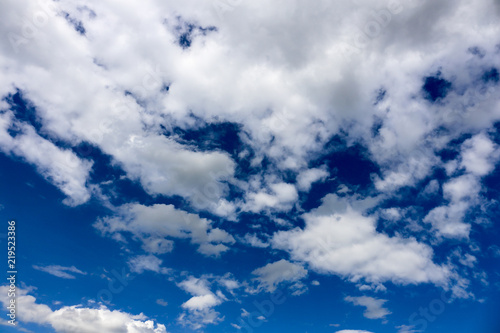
[424,133,499,239]
[94,203,235,256]
[176,276,230,329]
[1,0,500,330]
[0,111,92,206]
[1,0,498,210]
[0,285,167,333]
[272,195,450,287]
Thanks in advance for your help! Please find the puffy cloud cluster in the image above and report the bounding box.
[1,0,498,210]
[0,285,167,333]
[0,110,93,206]
[1,0,500,330]
[272,195,450,287]
[94,203,235,256]
[424,133,500,239]
[176,275,232,329]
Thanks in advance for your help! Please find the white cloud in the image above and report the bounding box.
[178,276,214,297]
[0,285,167,333]
[32,265,87,279]
[177,276,226,329]
[272,194,450,287]
[396,325,420,333]
[127,255,170,274]
[182,294,221,311]
[244,182,298,212]
[335,330,374,333]
[0,112,92,206]
[344,296,391,320]
[111,134,236,212]
[240,233,269,248]
[423,201,472,239]
[460,133,498,176]
[0,0,499,329]
[0,0,499,223]
[94,203,235,257]
[156,299,168,307]
[252,259,308,292]
[296,167,329,191]
[424,133,499,239]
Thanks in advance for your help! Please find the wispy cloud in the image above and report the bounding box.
[32,265,87,279]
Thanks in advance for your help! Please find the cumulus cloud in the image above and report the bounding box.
[272,194,450,287]
[32,265,87,279]
[0,285,167,333]
[460,133,499,176]
[177,276,226,329]
[251,259,308,292]
[424,133,499,239]
[296,167,329,191]
[344,296,391,320]
[243,182,299,212]
[94,203,235,256]
[1,0,499,329]
[127,255,170,275]
[0,0,499,213]
[0,112,92,206]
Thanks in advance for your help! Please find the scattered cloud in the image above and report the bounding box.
[397,324,421,333]
[272,194,450,287]
[0,114,93,206]
[344,296,391,320]
[94,203,235,257]
[32,265,87,279]
[0,285,166,333]
[252,259,308,293]
[127,255,170,275]
[177,276,226,329]
[156,299,168,307]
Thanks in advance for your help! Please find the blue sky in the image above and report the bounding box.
[1,0,500,332]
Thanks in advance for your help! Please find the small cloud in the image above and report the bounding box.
[241,233,269,248]
[156,299,168,307]
[344,296,391,320]
[337,184,351,194]
[489,245,500,258]
[252,259,308,293]
[127,255,170,275]
[311,280,320,286]
[33,265,87,279]
[396,324,421,333]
